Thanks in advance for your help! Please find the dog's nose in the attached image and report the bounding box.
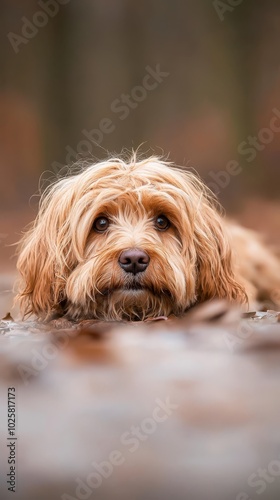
[118,249,150,274]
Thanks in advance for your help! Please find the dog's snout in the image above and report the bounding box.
[118,249,150,275]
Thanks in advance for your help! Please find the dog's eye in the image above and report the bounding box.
[93,217,109,232]
[155,215,170,231]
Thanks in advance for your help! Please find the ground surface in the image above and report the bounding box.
[0,300,279,500]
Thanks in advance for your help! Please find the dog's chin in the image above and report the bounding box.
[103,282,161,296]
[100,285,171,321]
[66,284,175,321]
[108,287,153,304]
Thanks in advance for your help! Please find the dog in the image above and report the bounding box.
[16,155,280,321]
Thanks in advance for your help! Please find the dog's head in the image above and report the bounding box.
[16,156,246,320]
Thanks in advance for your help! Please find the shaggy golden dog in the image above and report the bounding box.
[16,156,280,320]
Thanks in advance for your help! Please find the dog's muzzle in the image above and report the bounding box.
[118,248,150,275]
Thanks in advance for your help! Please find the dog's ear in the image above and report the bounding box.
[170,167,247,305]
[16,181,75,318]
[16,226,60,318]
[192,201,247,304]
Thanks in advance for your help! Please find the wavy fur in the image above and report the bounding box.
[16,156,248,320]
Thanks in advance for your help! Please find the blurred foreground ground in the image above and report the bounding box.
[0,302,280,500]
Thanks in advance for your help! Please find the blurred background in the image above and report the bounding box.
[0,0,280,312]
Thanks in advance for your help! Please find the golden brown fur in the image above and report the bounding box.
[227,223,280,308]
[16,156,280,321]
